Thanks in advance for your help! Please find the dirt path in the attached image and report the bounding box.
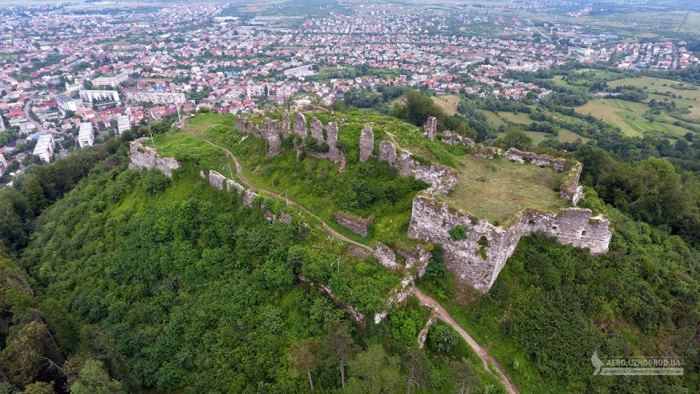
[414,288,519,394]
[184,125,373,252]
[182,120,518,393]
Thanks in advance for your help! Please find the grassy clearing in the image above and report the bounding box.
[483,110,505,126]
[442,155,568,224]
[608,76,700,101]
[577,99,690,137]
[498,111,532,124]
[431,94,461,115]
[143,131,231,174]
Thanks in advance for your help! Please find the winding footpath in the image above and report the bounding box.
[182,121,518,394]
[184,124,372,253]
[414,288,519,394]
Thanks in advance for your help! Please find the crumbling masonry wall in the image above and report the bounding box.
[234,112,342,163]
[407,195,612,293]
[128,138,182,178]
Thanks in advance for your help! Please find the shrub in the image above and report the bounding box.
[427,322,459,353]
[448,225,468,241]
[142,168,171,195]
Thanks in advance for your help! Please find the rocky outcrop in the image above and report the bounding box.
[407,195,613,293]
[334,212,373,237]
[128,138,181,178]
[379,141,397,166]
[441,130,475,147]
[505,147,566,172]
[359,126,374,162]
[424,116,437,141]
[373,242,399,270]
[293,112,307,138]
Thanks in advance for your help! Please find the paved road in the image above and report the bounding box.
[414,288,519,394]
[183,119,519,394]
[23,99,45,134]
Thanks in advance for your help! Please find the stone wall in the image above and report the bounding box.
[208,170,258,208]
[441,130,475,147]
[407,195,613,293]
[505,147,566,172]
[262,118,283,156]
[128,138,182,178]
[424,116,437,141]
[417,308,438,349]
[299,275,366,325]
[372,242,399,270]
[282,110,291,137]
[334,211,373,237]
[379,141,397,166]
[293,112,307,138]
[394,146,458,195]
[359,126,374,162]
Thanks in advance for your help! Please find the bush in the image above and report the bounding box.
[448,225,467,241]
[142,168,171,195]
[427,322,458,353]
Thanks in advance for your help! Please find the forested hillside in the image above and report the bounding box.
[0,136,503,393]
[1,100,700,393]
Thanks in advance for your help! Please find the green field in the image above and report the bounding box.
[499,111,532,124]
[442,154,568,224]
[431,94,461,115]
[577,98,691,137]
[483,110,505,126]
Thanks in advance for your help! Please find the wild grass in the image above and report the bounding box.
[442,155,568,224]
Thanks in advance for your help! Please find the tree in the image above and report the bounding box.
[289,339,320,391]
[20,381,55,394]
[69,360,122,394]
[450,359,478,394]
[0,321,51,387]
[21,174,48,215]
[346,345,401,394]
[327,321,357,389]
[401,348,430,394]
[497,127,532,151]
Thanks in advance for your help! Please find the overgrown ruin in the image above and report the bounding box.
[132,112,613,298]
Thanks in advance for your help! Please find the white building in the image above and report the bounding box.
[92,72,128,88]
[117,115,131,135]
[33,135,54,163]
[126,91,186,105]
[56,94,78,115]
[0,154,7,176]
[78,123,94,148]
[283,64,315,77]
[79,90,120,103]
